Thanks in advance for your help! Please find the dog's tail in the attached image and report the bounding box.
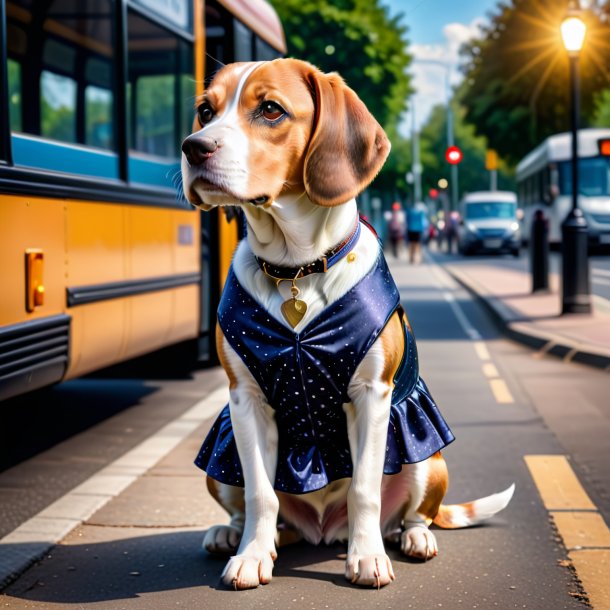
[432,484,515,529]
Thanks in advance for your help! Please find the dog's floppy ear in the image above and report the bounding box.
[303,69,391,207]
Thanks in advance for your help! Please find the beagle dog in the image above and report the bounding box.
[181,58,514,590]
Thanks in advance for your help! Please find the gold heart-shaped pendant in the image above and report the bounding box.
[281,298,307,328]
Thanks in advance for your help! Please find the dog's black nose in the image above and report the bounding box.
[181,135,218,166]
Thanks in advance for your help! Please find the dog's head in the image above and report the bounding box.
[181,58,390,211]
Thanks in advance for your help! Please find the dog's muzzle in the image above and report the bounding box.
[181,134,218,167]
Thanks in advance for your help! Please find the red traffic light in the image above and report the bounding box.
[445,145,463,165]
[429,188,439,198]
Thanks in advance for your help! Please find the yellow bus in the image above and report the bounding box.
[0,0,286,401]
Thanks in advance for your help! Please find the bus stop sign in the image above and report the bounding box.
[445,145,463,165]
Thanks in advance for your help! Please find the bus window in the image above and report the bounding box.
[7,58,22,132]
[86,85,114,149]
[127,9,194,189]
[234,19,253,62]
[559,157,610,197]
[205,2,232,80]
[40,70,77,143]
[255,36,282,61]
[6,0,118,178]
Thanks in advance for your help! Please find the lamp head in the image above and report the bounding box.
[561,1,587,54]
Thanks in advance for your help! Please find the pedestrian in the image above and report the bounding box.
[445,210,460,254]
[386,202,406,258]
[406,203,428,264]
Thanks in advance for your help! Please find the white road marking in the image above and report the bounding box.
[442,291,483,341]
[489,378,515,404]
[428,259,516,406]
[0,385,229,588]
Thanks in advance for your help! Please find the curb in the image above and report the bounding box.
[446,266,610,372]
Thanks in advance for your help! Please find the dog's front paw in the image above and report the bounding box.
[401,525,438,560]
[221,549,276,589]
[345,554,395,588]
[203,525,242,555]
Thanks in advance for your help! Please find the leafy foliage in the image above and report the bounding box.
[460,0,610,165]
[269,0,413,194]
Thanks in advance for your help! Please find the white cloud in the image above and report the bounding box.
[400,16,486,136]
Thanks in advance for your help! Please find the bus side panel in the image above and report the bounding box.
[67,300,127,379]
[64,201,127,378]
[124,205,173,360]
[66,201,127,286]
[0,196,65,326]
[172,209,200,274]
[218,212,239,289]
[171,284,199,343]
[170,210,200,342]
[123,206,199,361]
[64,203,201,377]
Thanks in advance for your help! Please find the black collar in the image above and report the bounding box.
[255,217,361,281]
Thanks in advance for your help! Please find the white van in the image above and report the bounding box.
[457,191,521,256]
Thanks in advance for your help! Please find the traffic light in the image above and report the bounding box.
[445,146,462,165]
[599,138,610,156]
[485,149,498,170]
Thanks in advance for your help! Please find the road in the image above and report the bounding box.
[1,251,609,609]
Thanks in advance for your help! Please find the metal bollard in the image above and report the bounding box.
[530,209,549,292]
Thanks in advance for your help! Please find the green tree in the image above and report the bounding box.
[269,0,413,195]
[592,88,610,125]
[460,0,610,165]
[418,100,515,204]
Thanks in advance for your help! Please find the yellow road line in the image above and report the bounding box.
[569,551,610,609]
[473,341,490,361]
[482,362,499,378]
[524,455,595,510]
[552,512,610,550]
[525,455,610,609]
[489,378,514,404]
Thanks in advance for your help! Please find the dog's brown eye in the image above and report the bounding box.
[261,101,285,122]
[197,103,214,126]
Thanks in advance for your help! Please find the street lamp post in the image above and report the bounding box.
[411,59,458,209]
[560,1,591,314]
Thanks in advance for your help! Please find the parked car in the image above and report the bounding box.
[457,191,521,256]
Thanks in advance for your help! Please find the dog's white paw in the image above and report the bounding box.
[221,550,276,589]
[202,525,242,555]
[345,554,395,588]
[401,525,438,560]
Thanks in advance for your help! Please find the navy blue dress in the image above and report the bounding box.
[195,250,454,494]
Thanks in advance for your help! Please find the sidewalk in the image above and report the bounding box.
[443,260,610,371]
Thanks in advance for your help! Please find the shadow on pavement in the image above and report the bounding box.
[0,379,158,471]
[3,532,402,603]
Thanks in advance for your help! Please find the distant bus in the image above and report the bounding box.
[0,0,286,401]
[516,128,610,247]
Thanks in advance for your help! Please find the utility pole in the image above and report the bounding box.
[411,98,422,203]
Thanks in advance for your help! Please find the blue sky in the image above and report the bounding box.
[381,0,501,132]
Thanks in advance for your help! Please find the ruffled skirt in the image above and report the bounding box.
[194,376,454,495]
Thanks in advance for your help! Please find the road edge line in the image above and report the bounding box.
[524,454,610,609]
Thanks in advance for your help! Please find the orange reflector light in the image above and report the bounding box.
[599,138,610,156]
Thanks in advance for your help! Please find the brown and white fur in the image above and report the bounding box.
[181,58,514,590]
